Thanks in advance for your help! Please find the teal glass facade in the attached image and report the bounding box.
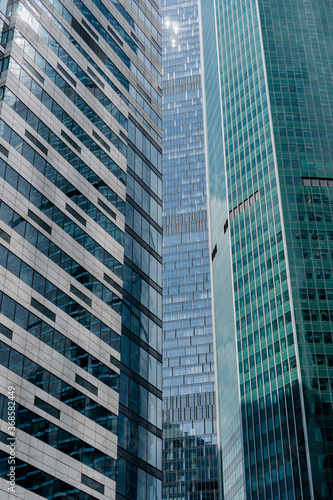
[201,0,333,498]
[0,0,162,498]
[162,0,220,498]
[199,0,245,497]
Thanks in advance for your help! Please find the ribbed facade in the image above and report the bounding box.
[201,0,333,498]
[0,0,162,498]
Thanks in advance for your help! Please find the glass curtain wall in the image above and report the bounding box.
[162,0,220,498]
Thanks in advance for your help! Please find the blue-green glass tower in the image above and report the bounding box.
[201,0,333,498]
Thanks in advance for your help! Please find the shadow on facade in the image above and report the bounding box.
[240,379,333,499]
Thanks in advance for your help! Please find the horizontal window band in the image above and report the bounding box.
[25,252,120,345]
[70,284,92,307]
[87,66,105,88]
[4,20,129,122]
[104,273,162,329]
[0,143,9,157]
[127,165,162,207]
[9,52,126,166]
[98,198,116,220]
[0,449,98,498]
[23,58,44,83]
[0,231,116,345]
[229,190,259,220]
[163,210,207,226]
[73,0,141,60]
[27,209,52,234]
[110,355,120,369]
[0,323,12,339]
[0,337,117,432]
[124,292,161,328]
[81,474,104,495]
[6,394,116,480]
[0,228,10,243]
[124,256,162,295]
[125,225,162,264]
[61,130,81,153]
[103,274,122,295]
[125,136,161,181]
[25,129,48,155]
[117,447,162,481]
[148,0,159,15]
[57,62,76,86]
[1,111,125,216]
[115,357,161,399]
[302,176,333,188]
[121,324,162,363]
[108,25,123,46]
[137,83,151,104]
[129,115,162,155]
[118,402,162,439]
[92,130,110,151]
[66,14,129,94]
[31,298,56,322]
[0,199,122,323]
[127,196,162,235]
[117,493,132,500]
[75,374,98,396]
[163,220,208,235]
[34,396,60,420]
[0,430,10,445]
[0,116,124,248]
[71,17,106,64]
[81,18,99,41]
[151,35,162,54]
[3,86,126,188]
[0,290,119,390]
[65,204,86,226]
[131,31,144,51]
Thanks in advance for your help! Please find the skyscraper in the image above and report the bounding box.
[162,0,220,498]
[201,0,333,498]
[0,0,162,498]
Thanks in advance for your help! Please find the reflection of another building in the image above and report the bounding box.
[163,420,219,499]
[161,0,220,498]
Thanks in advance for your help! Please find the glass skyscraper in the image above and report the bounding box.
[0,0,162,498]
[201,0,333,498]
[162,0,220,498]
